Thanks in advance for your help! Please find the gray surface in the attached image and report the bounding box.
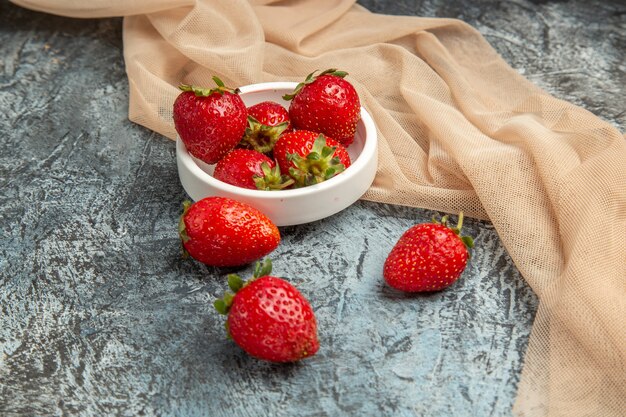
[0,1,623,416]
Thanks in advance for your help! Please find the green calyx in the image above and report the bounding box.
[253,161,295,191]
[179,76,240,97]
[432,211,475,252]
[213,259,273,315]
[178,200,193,258]
[213,290,235,315]
[253,258,273,278]
[282,68,349,101]
[287,134,346,187]
[240,116,288,154]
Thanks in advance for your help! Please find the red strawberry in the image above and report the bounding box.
[179,197,279,267]
[213,148,294,190]
[383,213,474,292]
[241,101,291,154]
[214,259,319,363]
[173,77,247,164]
[248,101,292,131]
[284,69,361,147]
[273,130,351,187]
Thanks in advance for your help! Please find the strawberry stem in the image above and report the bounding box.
[441,215,449,227]
[432,211,474,251]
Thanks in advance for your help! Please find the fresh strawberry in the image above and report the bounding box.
[248,101,291,130]
[214,259,319,363]
[284,69,361,147]
[241,101,291,154]
[213,148,294,190]
[179,197,279,267]
[173,77,247,164]
[273,130,351,187]
[383,213,474,292]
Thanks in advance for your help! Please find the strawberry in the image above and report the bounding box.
[248,101,292,130]
[383,213,474,292]
[214,259,319,363]
[240,101,291,154]
[179,197,279,267]
[173,77,247,164]
[273,130,351,187]
[213,148,294,190]
[284,69,361,147]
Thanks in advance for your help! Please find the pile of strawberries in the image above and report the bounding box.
[173,70,474,364]
[173,69,360,190]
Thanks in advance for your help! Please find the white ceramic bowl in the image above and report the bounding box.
[176,81,378,226]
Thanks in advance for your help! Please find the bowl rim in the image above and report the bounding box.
[177,81,378,200]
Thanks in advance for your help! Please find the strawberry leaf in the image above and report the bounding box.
[241,117,287,154]
[325,167,337,178]
[228,274,244,292]
[305,175,317,187]
[261,161,272,177]
[461,235,474,249]
[283,69,349,100]
[178,201,192,243]
[286,134,346,187]
[254,259,273,278]
[178,201,193,258]
[282,91,298,101]
[319,68,348,78]
[224,321,232,339]
[179,76,239,97]
[321,146,335,158]
[214,289,235,315]
[212,76,225,88]
[310,135,326,154]
[214,299,228,315]
[305,70,318,83]
[223,292,234,305]
[253,162,295,191]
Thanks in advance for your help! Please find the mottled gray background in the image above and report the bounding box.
[0,1,623,416]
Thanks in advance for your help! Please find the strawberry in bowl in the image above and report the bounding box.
[284,69,361,147]
[173,77,247,165]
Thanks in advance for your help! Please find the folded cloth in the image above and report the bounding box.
[10,0,626,415]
